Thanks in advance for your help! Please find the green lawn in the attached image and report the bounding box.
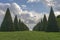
[0,31,60,40]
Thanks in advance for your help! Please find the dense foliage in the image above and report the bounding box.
[33,7,59,32]
[0,8,29,31]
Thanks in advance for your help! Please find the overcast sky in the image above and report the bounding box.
[0,0,60,30]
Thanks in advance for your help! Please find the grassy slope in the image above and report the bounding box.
[0,31,60,40]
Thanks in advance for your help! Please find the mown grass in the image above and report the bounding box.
[0,31,60,40]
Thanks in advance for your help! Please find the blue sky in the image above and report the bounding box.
[0,0,49,13]
[0,0,60,15]
[0,0,60,30]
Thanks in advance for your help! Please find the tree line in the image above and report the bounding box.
[0,7,60,32]
[0,8,29,32]
[33,7,59,32]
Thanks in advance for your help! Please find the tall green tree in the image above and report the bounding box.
[57,15,60,18]
[22,22,29,31]
[33,22,41,31]
[41,14,47,31]
[14,15,19,31]
[19,19,29,31]
[40,20,43,31]
[1,8,14,31]
[18,19,21,31]
[46,7,59,32]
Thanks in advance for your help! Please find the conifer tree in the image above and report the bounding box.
[41,14,47,31]
[33,22,41,31]
[46,7,59,32]
[19,20,29,31]
[1,8,14,31]
[40,19,43,31]
[14,15,19,31]
[57,15,60,18]
[18,19,21,31]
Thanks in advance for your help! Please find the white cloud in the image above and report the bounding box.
[45,0,54,6]
[0,3,23,24]
[27,0,40,3]
[41,0,60,12]
[15,0,60,30]
[55,11,60,16]
[21,5,27,8]
[0,10,5,15]
[21,11,43,22]
[27,0,60,11]
[10,3,22,15]
[21,5,27,9]
[39,0,55,7]
[27,0,60,12]
[39,0,60,18]
[0,2,60,30]
[0,2,43,30]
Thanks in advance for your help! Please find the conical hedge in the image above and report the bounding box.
[45,7,59,32]
[19,19,29,31]
[1,8,14,31]
[41,14,47,31]
[33,22,41,31]
[14,15,19,31]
